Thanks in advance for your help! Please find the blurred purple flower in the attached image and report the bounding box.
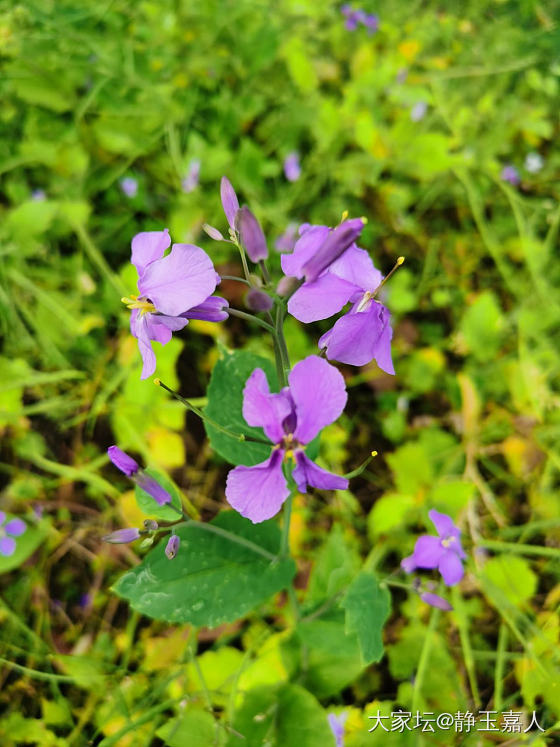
[246,288,274,312]
[120,177,138,198]
[103,527,141,544]
[108,445,172,506]
[122,228,227,378]
[525,152,543,174]
[0,512,26,557]
[165,534,180,559]
[501,165,520,186]
[362,13,379,33]
[31,189,46,202]
[328,712,347,747]
[420,592,453,611]
[410,101,427,122]
[275,223,298,253]
[226,356,348,523]
[284,152,301,182]
[182,158,201,193]
[401,510,466,586]
[341,5,378,33]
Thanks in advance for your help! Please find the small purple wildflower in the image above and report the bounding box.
[181,158,201,193]
[401,510,466,586]
[108,445,172,506]
[165,534,180,559]
[103,528,141,544]
[327,712,347,747]
[501,165,520,186]
[0,513,26,557]
[284,152,301,182]
[122,228,227,379]
[410,101,427,122]
[31,189,46,202]
[226,355,348,523]
[525,152,543,174]
[362,13,379,33]
[235,206,268,262]
[420,592,453,611]
[275,223,298,253]
[341,5,378,33]
[120,177,138,198]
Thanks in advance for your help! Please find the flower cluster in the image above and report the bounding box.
[0,512,26,557]
[341,5,378,33]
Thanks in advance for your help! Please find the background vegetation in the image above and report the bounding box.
[0,0,559,744]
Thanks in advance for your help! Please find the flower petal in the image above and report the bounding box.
[183,296,229,322]
[320,302,394,373]
[420,592,453,611]
[5,519,26,537]
[292,451,348,493]
[302,218,364,283]
[287,273,358,323]
[428,509,457,538]
[401,554,416,573]
[130,311,158,379]
[225,450,289,523]
[221,176,240,230]
[108,446,140,476]
[138,243,217,317]
[103,528,141,544]
[329,245,383,292]
[290,356,347,444]
[438,550,465,586]
[281,225,330,278]
[242,368,292,443]
[131,229,170,277]
[411,535,443,569]
[0,536,16,556]
[135,472,172,505]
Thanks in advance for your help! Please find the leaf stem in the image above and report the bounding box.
[476,539,560,559]
[411,600,441,714]
[175,520,277,561]
[227,307,275,333]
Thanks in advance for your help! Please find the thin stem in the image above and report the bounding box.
[259,260,271,286]
[477,539,560,560]
[220,274,251,286]
[411,599,441,714]
[452,585,481,708]
[235,240,251,282]
[494,623,508,711]
[343,451,377,479]
[175,519,276,561]
[227,307,275,333]
[280,492,294,558]
[274,304,290,386]
[155,379,270,445]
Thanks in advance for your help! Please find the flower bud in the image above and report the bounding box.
[143,519,159,531]
[276,276,299,297]
[165,534,180,559]
[220,176,240,230]
[245,288,273,312]
[103,527,141,544]
[301,218,364,282]
[203,223,225,241]
[107,446,139,476]
[235,206,268,262]
[420,592,453,611]
[135,472,172,506]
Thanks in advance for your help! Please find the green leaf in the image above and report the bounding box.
[157,708,223,747]
[226,684,335,747]
[460,291,504,361]
[368,493,415,539]
[0,519,47,574]
[307,525,361,602]
[134,467,183,521]
[342,572,391,665]
[113,512,295,627]
[482,555,537,606]
[204,349,277,466]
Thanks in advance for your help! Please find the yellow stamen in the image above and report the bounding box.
[284,449,295,463]
[340,210,349,223]
[121,296,156,313]
[371,450,378,458]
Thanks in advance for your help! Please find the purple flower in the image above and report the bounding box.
[120,177,138,198]
[501,165,520,186]
[275,223,298,253]
[341,5,378,33]
[362,12,379,33]
[401,510,466,586]
[226,356,348,523]
[31,189,46,202]
[108,445,172,506]
[283,224,394,373]
[182,158,201,193]
[220,176,240,231]
[328,712,347,747]
[103,528,141,544]
[246,288,274,312]
[420,592,453,611]
[122,228,226,378]
[284,152,301,182]
[410,101,427,122]
[0,512,26,557]
[235,206,268,262]
[165,534,180,559]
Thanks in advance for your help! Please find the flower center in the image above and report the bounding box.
[279,433,301,463]
[121,295,156,315]
[356,291,373,313]
[441,536,456,549]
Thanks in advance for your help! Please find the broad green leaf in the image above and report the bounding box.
[113,512,295,627]
[386,442,433,495]
[227,684,335,747]
[368,493,415,539]
[460,291,504,361]
[204,349,277,466]
[134,467,183,521]
[0,519,47,574]
[482,555,537,606]
[157,708,223,747]
[342,572,391,665]
[307,525,361,602]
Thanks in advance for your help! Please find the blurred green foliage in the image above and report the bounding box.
[1,0,559,744]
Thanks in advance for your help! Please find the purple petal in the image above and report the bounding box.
[246,288,274,312]
[108,446,140,476]
[225,450,290,523]
[327,712,347,747]
[5,519,26,537]
[287,273,358,323]
[182,296,229,322]
[150,314,190,336]
[420,592,453,611]
[302,218,365,283]
[329,245,383,293]
[411,536,443,569]
[130,311,157,379]
[221,176,240,230]
[0,536,16,556]
[281,225,330,278]
[401,555,416,573]
[135,472,172,505]
[428,509,457,538]
[438,550,464,586]
[103,528,141,544]
[292,451,348,493]
[284,152,301,182]
[235,206,268,262]
[320,302,395,373]
[131,229,171,277]
[165,534,180,559]
[289,355,347,444]
[242,368,293,443]
[275,223,298,253]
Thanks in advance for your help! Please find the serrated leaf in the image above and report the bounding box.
[342,572,391,665]
[113,512,295,627]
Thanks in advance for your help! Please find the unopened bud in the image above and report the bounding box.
[103,527,141,544]
[420,592,453,611]
[143,519,159,531]
[107,446,139,477]
[203,223,225,241]
[235,206,268,262]
[245,288,273,312]
[276,276,299,297]
[165,534,180,559]
[135,472,172,506]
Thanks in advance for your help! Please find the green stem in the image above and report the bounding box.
[477,539,560,559]
[274,304,291,387]
[227,307,275,333]
[220,274,251,286]
[155,379,270,445]
[452,586,481,707]
[411,597,441,714]
[494,623,508,711]
[235,240,251,282]
[280,492,294,558]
